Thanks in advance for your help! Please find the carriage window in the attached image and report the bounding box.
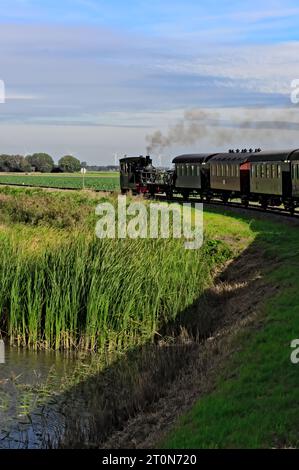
[297,164,299,179]
[271,165,276,179]
[261,165,265,178]
[197,165,200,176]
[221,164,224,177]
[277,165,281,177]
[226,164,229,176]
[236,166,240,177]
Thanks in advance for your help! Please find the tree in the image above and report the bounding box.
[25,153,54,173]
[0,155,11,172]
[0,154,31,172]
[58,155,81,173]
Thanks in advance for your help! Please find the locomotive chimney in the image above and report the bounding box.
[145,155,152,165]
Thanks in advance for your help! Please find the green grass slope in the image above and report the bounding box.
[164,212,299,449]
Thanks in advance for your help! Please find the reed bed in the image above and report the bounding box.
[0,187,231,351]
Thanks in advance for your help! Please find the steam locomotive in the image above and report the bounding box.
[120,148,299,214]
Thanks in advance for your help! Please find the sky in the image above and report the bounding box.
[0,0,299,164]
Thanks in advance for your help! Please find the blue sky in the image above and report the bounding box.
[0,0,299,163]
[2,0,299,41]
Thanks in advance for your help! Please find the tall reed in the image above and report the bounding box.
[0,232,230,351]
[0,188,231,351]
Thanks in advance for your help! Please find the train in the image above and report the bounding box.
[119,148,299,214]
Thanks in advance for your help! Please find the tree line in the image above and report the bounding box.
[0,153,82,173]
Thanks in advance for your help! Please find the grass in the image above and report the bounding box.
[6,189,293,448]
[6,186,297,449]
[0,187,237,352]
[0,172,119,191]
[163,213,299,449]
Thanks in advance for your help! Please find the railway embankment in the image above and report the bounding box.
[1,187,298,448]
[100,208,299,449]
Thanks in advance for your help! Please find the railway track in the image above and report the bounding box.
[0,182,116,192]
[1,181,298,222]
[155,193,299,222]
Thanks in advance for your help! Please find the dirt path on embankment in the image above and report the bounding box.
[99,240,281,449]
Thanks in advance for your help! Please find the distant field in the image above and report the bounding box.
[0,172,120,191]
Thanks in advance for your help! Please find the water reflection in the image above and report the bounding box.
[0,344,78,448]
[0,340,4,364]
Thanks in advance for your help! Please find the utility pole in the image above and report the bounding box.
[81,167,87,189]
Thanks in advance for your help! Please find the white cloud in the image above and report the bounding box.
[156,42,299,96]
[0,20,298,162]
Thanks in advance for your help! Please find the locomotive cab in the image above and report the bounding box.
[120,156,152,194]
